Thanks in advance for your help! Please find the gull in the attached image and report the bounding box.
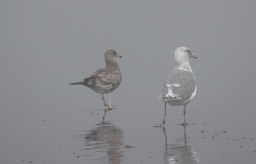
[157,47,198,127]
[70,49,122,115]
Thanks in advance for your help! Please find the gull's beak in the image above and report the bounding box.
[191,52,198,59]
[118,54,122,58]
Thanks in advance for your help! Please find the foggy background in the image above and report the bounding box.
[1,1,256,164]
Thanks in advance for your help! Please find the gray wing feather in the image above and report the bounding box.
[85,68,112,87]
[162,69,196,101]
[92,68,121,88]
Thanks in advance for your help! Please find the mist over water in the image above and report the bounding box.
[1,1,256,164]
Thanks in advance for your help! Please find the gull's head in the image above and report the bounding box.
[105,49,122,62]
[174,47,198,65]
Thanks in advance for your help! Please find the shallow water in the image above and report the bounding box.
[1,100,256,164]
[1,1,256,164]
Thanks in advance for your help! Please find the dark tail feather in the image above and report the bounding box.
[69,81,84,85]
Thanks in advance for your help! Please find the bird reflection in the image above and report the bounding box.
[163,126,199,164]
[84,121,124,164]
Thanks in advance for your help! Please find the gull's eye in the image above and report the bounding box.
[186,49,190,52]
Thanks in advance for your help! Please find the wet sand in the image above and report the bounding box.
[1,99,256,164]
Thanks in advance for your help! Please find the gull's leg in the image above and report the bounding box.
[109,108,112,121]
[108,92,112,109]
[162,102,167,125]
[102,108,107,122]
[181,105,187,127]
[102,93,113,122]
[102,108,112,122]
[101,94,108,106]
[154,102,167,127]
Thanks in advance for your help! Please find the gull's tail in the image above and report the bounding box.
[69,81,84,85]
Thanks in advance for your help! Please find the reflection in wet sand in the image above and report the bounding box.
[84,121,124,164]
[163,126,199,164]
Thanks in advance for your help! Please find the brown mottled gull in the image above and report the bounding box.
[70,49,122,111]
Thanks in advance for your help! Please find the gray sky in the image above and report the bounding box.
[1,0,256,114]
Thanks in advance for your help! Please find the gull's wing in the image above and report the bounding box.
[84,68,122,89]
[84,68,111,87]
[162,68,196,101]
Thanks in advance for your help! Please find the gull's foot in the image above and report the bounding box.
[179,122,188,127]
[153,124,163,127]
[178,122,195,127]
[107,106,114,111]
[102,107,114,122]
[153,120,165,127]
[104,104,114,110]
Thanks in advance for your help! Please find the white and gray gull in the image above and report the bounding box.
[157,47,198,127]
[70,49,122,111]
